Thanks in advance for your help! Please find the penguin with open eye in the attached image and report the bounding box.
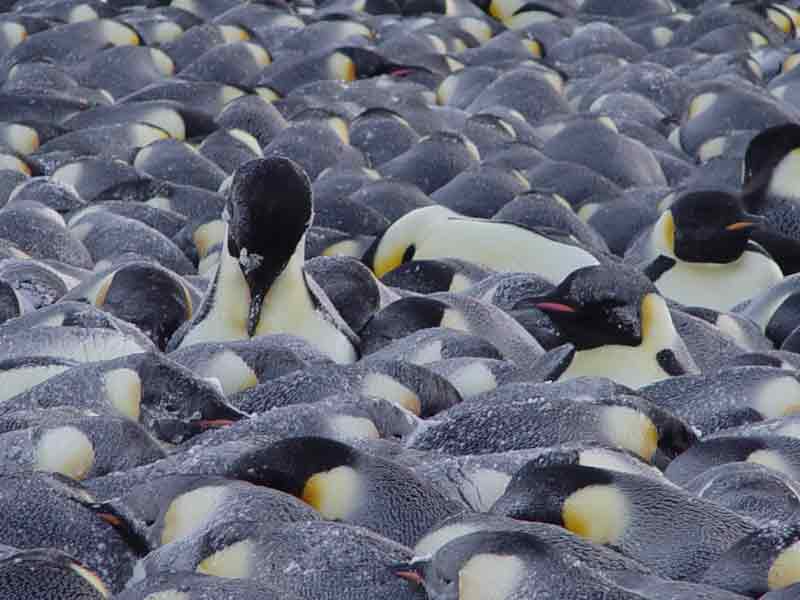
[524,263,699,388]
[489,464,757,582]
[174,157,359,364]
[625,190,783,311]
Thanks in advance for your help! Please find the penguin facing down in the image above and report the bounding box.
[174,157,358,363]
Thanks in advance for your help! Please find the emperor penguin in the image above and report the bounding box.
[363,205,601,284]
[527,263,699,388]
[174,157,358,363]
[625,189,783,311]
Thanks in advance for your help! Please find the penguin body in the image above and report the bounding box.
[178,395,417,452]
[135,519,426,600]
[112,474,320,550]
[230,359,461,417]
[531,264,699,388]
[736,273,800,347]
[0,472,139,592]
[0,352,242,444]
[665,435,800,487]
[380,259,492,295]
[177,158,358,363]
[701,522,800,596]
[167,334,331,396]
[0,548,111,600]
[684,462,800,526]
[116,572,293,600]
[360,327,503,364]
[0,408,165,480]
[0,204,92,268]
[367,205,600,283]
[407,394,662,462]
[0,326,152,364]
[359,292,545,365]
[490,464,757,581]
[640,367,800,435]
[60,260,198,348]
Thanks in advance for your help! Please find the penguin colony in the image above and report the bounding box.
[12,0,800,599]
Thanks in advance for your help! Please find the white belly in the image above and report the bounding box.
[655,252,783,312]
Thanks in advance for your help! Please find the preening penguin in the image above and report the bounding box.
[364,205,600,284]
[526,264,699,388]
[625,189,783,311]
[175,157,358,363]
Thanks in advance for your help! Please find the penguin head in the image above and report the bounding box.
[226,157,313,335]
[230,437,361,506]
[335,47,437,85]
[396,531,542,600]
[527,264,659,350]
[134,353,246,443]
[490,465,632,547]
[662,190,763,263]
[363,205,456,278]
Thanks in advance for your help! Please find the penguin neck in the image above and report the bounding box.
[254,236,314,336]
[179,237,250,347]
[650,211,676,259]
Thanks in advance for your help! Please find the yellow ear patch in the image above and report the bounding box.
[196,539,254,579]
[459,553,525,600]
[202,350,259,396]
[103,368,142,421]
[301,466,361,520]
[362,372,422,415]
[661,210,675,254]
[36,427,95,480]
[562,484,630,545]
[769,541,800,590]
[602,406,659,461]
[162,486,226,545]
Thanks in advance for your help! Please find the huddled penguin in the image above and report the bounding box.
[0,548,111,600]
[116,572,294,600]
[230,436,464,546]
[625,190,784,311]
[175,157,359,363]
[134,519,427,600]
[490,464,757,581]
[525,263,699,388]
[364,205,601,283]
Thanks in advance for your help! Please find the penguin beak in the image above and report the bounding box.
[725,214,764,231]
[393,559,428,587]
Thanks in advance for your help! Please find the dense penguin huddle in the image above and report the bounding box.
[12,0,800,598]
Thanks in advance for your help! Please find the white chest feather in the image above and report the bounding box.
[255,249,356,364]
[654,251,783,312]
[179,247,250,348]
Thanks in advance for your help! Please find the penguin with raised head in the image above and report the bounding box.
[525,263,699,388]
[174,157,359,364]
[625,189,783,311]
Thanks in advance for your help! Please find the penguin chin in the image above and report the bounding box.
[674,232,749,264]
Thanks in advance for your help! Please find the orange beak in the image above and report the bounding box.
[396,571,424,585]
[725,221,760,231]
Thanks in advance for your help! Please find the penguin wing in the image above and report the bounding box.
[303,270,361,346]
